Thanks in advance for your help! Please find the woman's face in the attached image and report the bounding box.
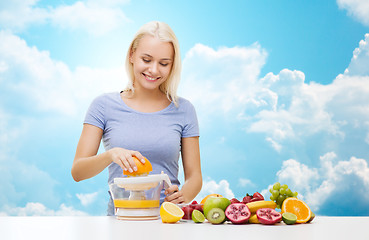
[130,35,174,92]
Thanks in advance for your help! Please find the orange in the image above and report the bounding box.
[123,156,152,176]
[281,197,312,223]
[200,194,223,205]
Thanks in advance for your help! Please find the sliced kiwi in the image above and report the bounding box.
[206,208,225,224]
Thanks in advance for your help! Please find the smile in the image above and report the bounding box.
[142,73,160,82]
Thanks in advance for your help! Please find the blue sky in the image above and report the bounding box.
[1,0,369,216]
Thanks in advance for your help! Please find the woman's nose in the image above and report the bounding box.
[149,62,159,74]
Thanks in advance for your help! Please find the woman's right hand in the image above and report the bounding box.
[108,147,145,173]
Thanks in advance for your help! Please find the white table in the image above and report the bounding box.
[1,216,368,240]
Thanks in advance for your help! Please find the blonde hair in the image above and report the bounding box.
[125,21,181,106]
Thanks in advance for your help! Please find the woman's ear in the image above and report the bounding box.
[129,50,134,63]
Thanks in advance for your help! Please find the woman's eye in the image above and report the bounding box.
[142,58,150,63]
[160,63,169,67]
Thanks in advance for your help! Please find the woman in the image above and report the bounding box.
[71,21,202,216]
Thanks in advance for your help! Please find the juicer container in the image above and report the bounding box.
[109,172,172,220]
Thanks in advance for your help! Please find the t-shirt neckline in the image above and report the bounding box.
[117,91,174,114]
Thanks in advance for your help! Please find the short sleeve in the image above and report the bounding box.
[182,100,200,138]
[84,94,106,130]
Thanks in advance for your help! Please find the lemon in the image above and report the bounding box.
[160,202,184,223]
[248,213,260,224]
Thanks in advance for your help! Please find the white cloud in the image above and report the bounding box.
[195,179,235,201]
[0,153,60,209]
[238,178,255,188]
[0,0,48,30]
[276,159,320,195]
[266,137,282,152]
[249,69,347,141]
[0,60,8,72]
[337,0,369,26]
[181,43,268,118]
[0,31,127,117]
[0,109,24,156]
[87,0,130,5]
[49,1,131,36]
[76,192,98,206]
[0,0,130,35]
[0,202,88,216]
[275,152,369,213]
[344,33,369,76]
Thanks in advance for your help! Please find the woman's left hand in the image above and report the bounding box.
[164,185,185,204]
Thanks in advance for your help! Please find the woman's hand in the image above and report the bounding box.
[72,124,147,181]
[164,185,185,204]
[108,147,145,173]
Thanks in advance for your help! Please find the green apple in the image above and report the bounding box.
[203,196,231,218]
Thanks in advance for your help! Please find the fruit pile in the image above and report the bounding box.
[185,192,286,225]
[159,185,315,225]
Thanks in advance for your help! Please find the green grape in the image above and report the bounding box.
[270,182,299,209]
[276,195,285,205]
[286,188,293,197]
[272,190,279,198]
[273,182,281,190]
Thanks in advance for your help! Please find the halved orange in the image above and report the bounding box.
[281,197,312,223]
[200,194,223,205]
[123,156,152,176]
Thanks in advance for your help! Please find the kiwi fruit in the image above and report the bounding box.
[206,208,225,224]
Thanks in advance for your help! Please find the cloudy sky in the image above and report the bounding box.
[1,0,369,216]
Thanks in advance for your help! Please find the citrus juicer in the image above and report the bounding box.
[110,171,172,220]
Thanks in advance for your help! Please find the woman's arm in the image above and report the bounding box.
[71,124,145,182]
[165,136,202,203]
[71,124,109,182]
[180,136,202,202]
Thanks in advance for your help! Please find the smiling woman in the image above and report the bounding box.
[127,34,174,106]
[71,21,202,216]
[124,21,182,107]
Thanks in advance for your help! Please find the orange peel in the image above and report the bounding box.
[123,156,152,176]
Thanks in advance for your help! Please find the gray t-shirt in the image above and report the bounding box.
[84,92,199,215]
